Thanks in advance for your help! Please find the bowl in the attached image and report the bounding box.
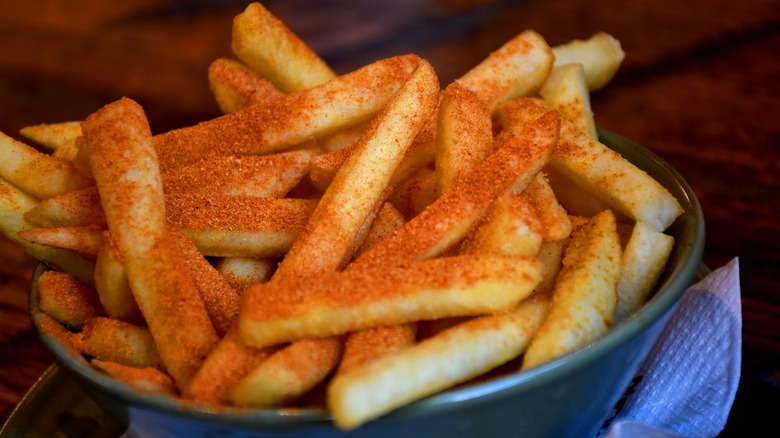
[29,129,705,438]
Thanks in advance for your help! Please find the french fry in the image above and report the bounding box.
[82,97,218,389]
[309,130,436,193]
[614,220,675,324]
[352,104,559,270]
[435,82,493,195]
[458,193,544,257]
[78,316,163,369]
[543,164,615,218]
[36,270,102,329]
[335,324,416,377]
[185,326,280,405]
[0,131,92,199]
[498,97,682,231]
[17,224,103,260]
[535,238,566,295]
[231,2,336,93]
[328,297,548,430]
[23,186,106,228]
[239,254,542,348]
[274,58,440,277]
[94,232,143,324]
[18,121,82,152]
[550,119,684,232]
[230,337,343,407]
[319,122,368,153]
[215,256,277,291]
[169,227,241,336]
[552,32,625,91]
[457,30,554,113]
[351,201,405,260]
[167,194,317,258]
[154,54,420,170]
[91,359,177,397]
[540,63,598,139]
[0,178,95,285]
[522,172,572,241]
[521,209,622,370]
[208,57,284,114]
[162,151,313,197]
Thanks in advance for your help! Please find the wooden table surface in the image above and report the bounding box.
[1,0,778,435]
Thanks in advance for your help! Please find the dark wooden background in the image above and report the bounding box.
[1,0,778,435]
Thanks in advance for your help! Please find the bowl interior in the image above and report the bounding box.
[29,129,705,435]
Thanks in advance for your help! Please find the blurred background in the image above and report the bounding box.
[1,0,778,435]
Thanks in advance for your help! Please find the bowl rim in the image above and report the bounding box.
[29,128,706,428]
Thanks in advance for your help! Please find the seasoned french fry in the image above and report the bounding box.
[522,172,572,241]
[169,227,241,336]
[274,58,440,277]
[535,238,566,295]
[310,131,436,194]
[540,63,598,139]
[168,195,317,258]
[215,256,276,291]
[0,178,95,285]
[83,97,218,389]
[94,232,143,324]
[352,105,559,270]
[91,359,177,397]
[335,324,416,377]
[457,30,554,113]
[435,82,493,195]
[328,297,548,430]
[240,254,542,348]
[185,326,279,405]
[163,151,313,197]
[521,209,622,370]
[78,316,163,369]
[352,202,405,260]
[23,186,106,228]
[18,121,82,152]
[0,131,92,199]
[154,54,420,170]
[458,193,544,257]
[231,2,336,93]
[543,164,614,218]
[17,224,103,260]
[552,32,625,91]
[208,57,284,114]
[614,220,675,324]
[36,270,102,329]
[230,337,343,407]
[551,119,683,232]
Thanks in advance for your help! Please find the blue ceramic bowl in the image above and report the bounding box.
[30,129,705,437]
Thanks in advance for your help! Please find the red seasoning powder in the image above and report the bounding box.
[165,194,317,232]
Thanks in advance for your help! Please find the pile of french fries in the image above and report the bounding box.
[0,2,683,430]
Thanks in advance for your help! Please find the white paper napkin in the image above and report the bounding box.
[602,257,742,438]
